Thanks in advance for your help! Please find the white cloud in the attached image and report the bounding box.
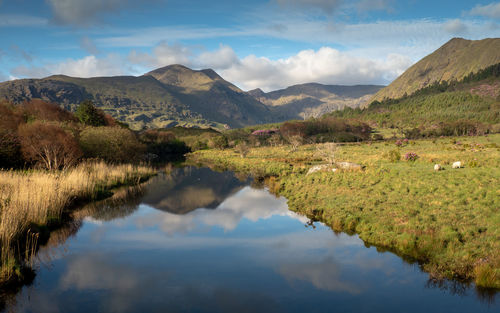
[469,2,500,19]
[443,19,468,34]
[220,47,412,91]
[279,257,361,294]
[129,42,191,68]
[10,54,132,79]
[80,36,99,55]
[127,43,412,91]
[196,44,240,70]
[51,54,127,77]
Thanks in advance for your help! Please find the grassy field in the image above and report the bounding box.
[0,162,155,282]
[189,134,500,289]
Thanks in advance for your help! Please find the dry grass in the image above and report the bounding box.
[0,162,154,280]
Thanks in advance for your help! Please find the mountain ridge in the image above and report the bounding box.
[250,82,384,120]
[0,67,381,129]
[372,37,500,102]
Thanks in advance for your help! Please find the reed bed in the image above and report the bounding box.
[0,161,154,280]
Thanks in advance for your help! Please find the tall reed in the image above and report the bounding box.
[0,161,154,280]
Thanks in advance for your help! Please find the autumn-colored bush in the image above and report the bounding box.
[79,127,146,163]
[18,122,82,170]
[279,118,372,143]
[21,100,77,123]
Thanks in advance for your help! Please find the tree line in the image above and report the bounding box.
[0,100,189,170]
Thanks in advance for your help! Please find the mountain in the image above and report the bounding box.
[0,65,272,130]
[372,37,500,102]
[249,83,383,120]
[327,62,500,130]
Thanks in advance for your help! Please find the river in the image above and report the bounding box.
[1,167,498,312]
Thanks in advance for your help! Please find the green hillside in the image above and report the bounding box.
[328,63,500,134]
[372,38,500,102]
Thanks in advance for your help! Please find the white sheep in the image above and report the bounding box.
[452,161,462,169]
[434,164,442,171]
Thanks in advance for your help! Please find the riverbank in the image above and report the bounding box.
[0,162,155,283]
[189,134,500,289]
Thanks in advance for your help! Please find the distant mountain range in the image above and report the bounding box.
[372,37,500,102]
[0,65,381,129]
[249,83,383,120]
[3,37,497,129]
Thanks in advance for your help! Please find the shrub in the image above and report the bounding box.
[0,129,21,169]
[79,127,145,163]
[208,135,228,150]
[385,149,401,162]
[75,100,107,126]
[18,122,82,170]
[235,142,249,158]
[0,103,23,168]
[404,152,419,162]
[21,100,77,123]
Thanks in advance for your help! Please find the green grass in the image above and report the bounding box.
[189,134,500,289]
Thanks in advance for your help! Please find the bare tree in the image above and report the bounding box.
[235,142,249,158]
[287,135,303,152]
[315,141,337,165]
[18,122,82,170]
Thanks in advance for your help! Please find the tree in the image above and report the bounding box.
[0,102,23,168]
[18,122,82,170]
[208,135,228,150]
[22,100,77,123]
[79,127,146,163]
[316,142,337,165]
[75,100,107,126]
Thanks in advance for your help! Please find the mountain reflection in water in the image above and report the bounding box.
[1,167,498,313]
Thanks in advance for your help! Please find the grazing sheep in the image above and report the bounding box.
[452,161,462,169]
[434,164,442,171]
[307,164,333,175]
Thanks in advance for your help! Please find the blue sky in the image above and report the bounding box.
[0,0,499,91]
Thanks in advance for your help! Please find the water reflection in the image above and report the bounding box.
[1,166,498,313]
[135,186,308,235]
[141,167,250,214]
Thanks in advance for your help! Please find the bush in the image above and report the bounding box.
[235,142,249,158]
[404,152,419,162]
[0,103,23,168]
[75,100,107,126]
[18,122,82,170]
[0,129,21,169]
[79,127,145,163]
[21,100,77,123]
[385,149,401,162]
[208,135,228,150]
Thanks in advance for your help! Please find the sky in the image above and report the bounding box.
[0,0,499,91]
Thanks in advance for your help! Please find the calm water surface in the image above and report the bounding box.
[2,167,498,313]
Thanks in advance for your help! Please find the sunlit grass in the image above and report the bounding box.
[190,134,500,288]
